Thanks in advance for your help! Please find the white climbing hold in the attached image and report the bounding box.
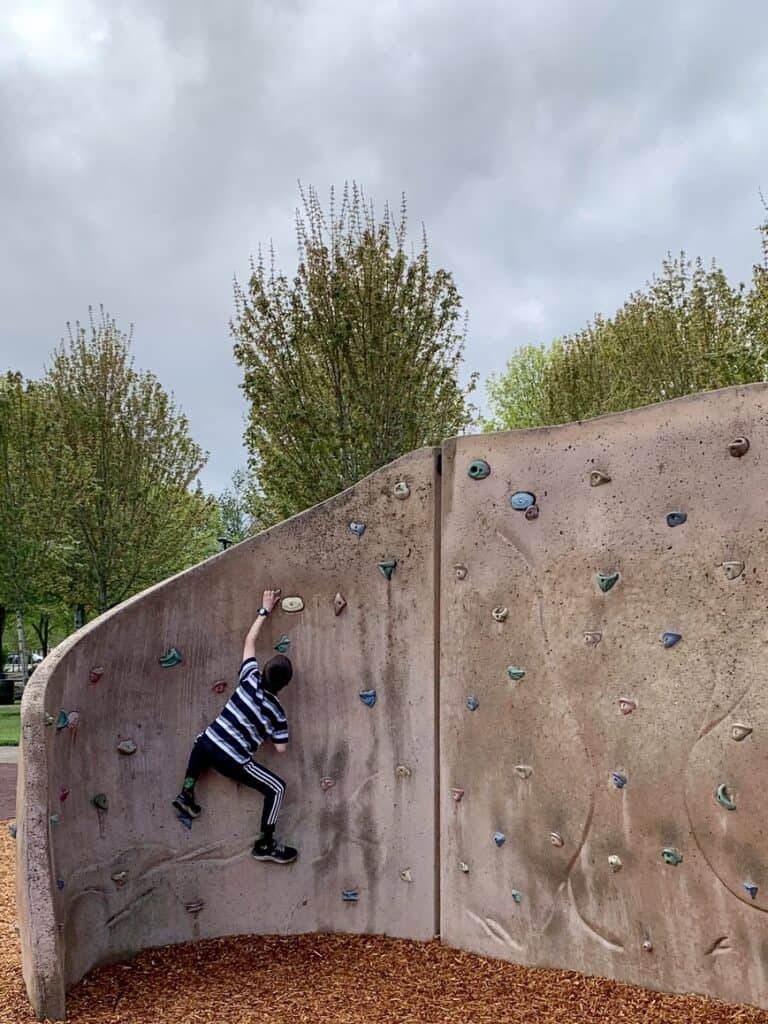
[400,868,413,883]
[550,831,564,847]
[608,855,623,872]
[393,481,410,499]
[492,607,509,623]
[458,861,470,873]
[515,765,533,779]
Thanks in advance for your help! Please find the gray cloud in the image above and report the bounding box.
[2,0,767,490]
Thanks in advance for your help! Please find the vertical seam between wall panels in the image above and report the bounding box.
[433,446,442,938]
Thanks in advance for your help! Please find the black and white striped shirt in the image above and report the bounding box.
[204,658,289,764]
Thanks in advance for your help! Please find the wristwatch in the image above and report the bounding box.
[257,607,270,617]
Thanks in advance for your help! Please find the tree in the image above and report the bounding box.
[215,468,260,545]
[232,182,477,524]
[484,212,768,430]
[45,308,217,615]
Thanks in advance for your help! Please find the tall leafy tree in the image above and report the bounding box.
[232,182,477,524]
[45,308,217,615]
[215,468,260,545]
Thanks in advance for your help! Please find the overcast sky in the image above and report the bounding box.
[1,1,767,492]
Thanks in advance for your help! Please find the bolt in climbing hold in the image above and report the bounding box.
[590,471,611,487]
[662,632,682,648]
[642,940,654,953]
[728,437,750,457]
[492,607,509,622]
[177,813,192,830]
[584,631,602,646]
[359,689,377,707]
[400,868,413,883]
[348,522,366,537]
[396,765,412,778]
[342,890,359,902]
[212,680,227,694]
[320,777,335,790]
[458,861,470,873]
[511,889,523,904]
[334,593,347,615]
[744,882,759,900]
[451,788,465,802]
[454,564,468,580]
[56,879,65,891]
[510,491,536,511]
[611,771,627,789]
[59,787,69,803]
[493,832,506,847]
[393,481,410,499]
[275,635,290,653]
[186,900,204,914]
[117,740,137,756]
[507,666,525,681]
[722,561,745,580]
[89,666,104,684]
[112,871,128,888]
[159,647,182,668]
[515,765,533,779]
[524,504,539,520]
[662,847,683,866]
[49,815,59,827]
[56,711,69,730]
[716,783,736,810]
[466,696,479,711]
[666,512,687,528]
[281,597,304,612]
[619,697,637,715]
[731,723,753,741]
[91,793,109,812]
[378,559,397,580]
[550,832,564,847]
[608,855,623,872]
[597,571,619,593]
[467,459,490,480]
[7,823,16,839]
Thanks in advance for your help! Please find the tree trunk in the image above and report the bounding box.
[74,604,86,630]
[0,605,5,671]
[31,612,51,657]
[15,609,28,683]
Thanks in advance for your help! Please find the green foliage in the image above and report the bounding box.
[485,212,768,430]
[233,182,477,524]
[215,468,260,545]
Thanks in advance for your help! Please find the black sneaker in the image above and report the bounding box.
[172,790,201,818]
[251,838,298,864]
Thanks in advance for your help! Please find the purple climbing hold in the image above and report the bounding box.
[56,879,65,892]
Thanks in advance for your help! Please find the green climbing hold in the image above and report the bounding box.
[274,635,290,654]
[467,459,491,480]
[378,559,397,580]
[91,793,109,812]
[507,666,525,682]
[55,711,69,730]
[716,783,737,811]
[159,647,182,668]
[597,571,620,593]
[662,847,683,866]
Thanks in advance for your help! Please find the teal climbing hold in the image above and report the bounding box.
[507,666,526,682]
[468,459,491,480]
[55,711,68,730]
[597,571,619,593]
[378,559,397,580]
[275,635,290,654]
[666,512,687,528]
[359,689,377,707]
[716,783,736,810]
[49,815,59,827]
[662,847,683,866]
[91,793,109,812]
[159,647,182,668]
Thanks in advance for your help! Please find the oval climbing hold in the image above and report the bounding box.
[744,881,759,900]
[590,471,611,487]
[393,481,410,499]
[619,697,637,715]
[611,771,627,789]
[454,564,468,580]
[359,689,377,708]
[510,491,536,511]
[722,561,745,580]
[451,788,465,802]
[342,889,359,902]
[492,607,509,622]
[378,559,397,580]
[597,571,619,593]
[511,889,523,904]
[662,632,682,648]
[467,459,490,480]
[642,939,654,953]
[728,437,750,457]
[333,593,347,615]
[396,765,412,778]
[400,868,413,883]
[281,596,304,613]
[465,696,479,712]
[524,504,539,521]
[716,783,736,810]
[515,765,533,779]
[608,855,622,872]
[320,777,335,791]
[731,723,753,741]
[584,631,602,646]
[662,847,683,866]
[117,739,137,756]
[493,832,506,847]
[89,666,104,684]
[507,666,525,681]
[211,680,227,695]
[91,793,109,812]
[274,635,290,654]
[185,900,204,914]
[666,512,687,528]
[458,861,470,873]
[550,832,564,847]
[159,647,182,668]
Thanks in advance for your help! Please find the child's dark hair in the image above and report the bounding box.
[262,655,293,693]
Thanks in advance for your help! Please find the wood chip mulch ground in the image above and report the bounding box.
[0,824,766,1024]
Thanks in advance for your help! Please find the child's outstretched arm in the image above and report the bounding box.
[242,588,281,662]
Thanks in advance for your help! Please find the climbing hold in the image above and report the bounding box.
[211,680,227,694]
[619,697,637,715]
[451,788,465,802]
[342,889,359,902]
[59,787,69,803]
[584,631,602,646]
[454,564,468,580]
[666,512,687,528]
[274,635,290,654]
[597,572,619,593]
[662,847,683,865]
[7,823,16,839]
[510,491,536,511]
[642,940,654,953]
[550,832,564,847]
[608,855,623,873]
[111,871,128,889]
[611,771,627,789]
[511,889,523,904]
[590,471,611,487]
[492,607,509,622]
[467,459,490,480]
[44,714,54,727]
[744,882,759,900]
[722,561,745,580]
[49,815,59,827]
[66,711,79,729]
[117,740,137,756]
[524,505,539,520]
[716,783,737,810]
[359,689,377,707]
[186,900,204,914]
[177,813,193,830]
[349,522,366,537]
[393,481,410,499]
[55,711,69,730]
[662,632,682,648]
[731,723,753,742]
[396,765,412,778]
[728,437,750,457]
[281,596,304,613]
[159,647,182,668]
[507,666,525,682]
[320,777,335,791]
[458,861,470,873]
[333,593,347,615]
[89,666,104,684]
[378,559,397,580]
[400,869,413,883]
[56,879,65,892]
[515,765,533,779]
[493,832,506,847]
[466,696,479,712]
[91,793,109,812]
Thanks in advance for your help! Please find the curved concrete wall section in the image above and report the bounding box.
[440,383,768,1009]
[17,447,440,1020]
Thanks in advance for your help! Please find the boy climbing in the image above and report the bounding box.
[173,587,297,864]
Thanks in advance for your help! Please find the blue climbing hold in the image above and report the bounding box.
[666,512,687,528]
[177,813,193,831]
[511,889,522,904]
[468,459,491,480]
[611,771,627,789]
[662,632,682,648]
[359,689,377,707]
[493,832,506,847]
[56,879,65,891]
[744,882,759,900]
[509,491,536,511]
[349,522,366,537]
[466,696,480,712]
[342,889,359,902]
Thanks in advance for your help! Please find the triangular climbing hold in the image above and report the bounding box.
[378,559,397,580]
[334,593,347,616]
[597,572,619,593]
[274,635,290,654]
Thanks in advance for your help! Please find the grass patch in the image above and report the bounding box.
[0,705,20,746]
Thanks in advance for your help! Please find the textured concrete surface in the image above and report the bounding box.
[440,383,768,1010]
[0,764,16,817]
[17,447,439,1020]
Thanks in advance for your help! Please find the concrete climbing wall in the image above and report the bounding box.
[440,383,768,1009]
[17,447,439,1021]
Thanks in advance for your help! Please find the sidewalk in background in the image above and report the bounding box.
[0,748,18,764]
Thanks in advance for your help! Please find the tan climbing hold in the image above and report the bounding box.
[491,607,509,623]
[722,561,745,580]
[550,831,564,847]
[333,593,347,615]
[515,765,533,779]
[608,855,622,872]
[731,723,753,741]
[393,481,410,499]
[281,596,304,613]
[454,564,468,580]
[590,471,611,487]
[396,765,412,778]
[584,631,602,646]
[400,868,413,883]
